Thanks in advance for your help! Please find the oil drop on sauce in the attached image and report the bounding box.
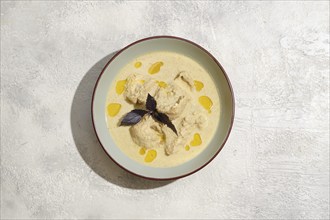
[199,96,213,113]
[194,80,204,91]
[116,80,126,95]
[185,145,190,151]
[134,61,142,68]
[144,149,157,162]
[139,147,146,155]
[148,62,163,74]
[190,133,202,146]
[107,103,121,117]
[156,81,167,88]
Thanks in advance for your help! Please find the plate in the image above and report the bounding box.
[92,36,234,180]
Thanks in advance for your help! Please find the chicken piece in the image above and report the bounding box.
[161,106,207,155]
[154,83,190,120]
[129,115,163,149]
[179,108,208,137]
[162,106,208,155]
[124,73,158,104]
[162,125,179,155]
[174,71,195,90]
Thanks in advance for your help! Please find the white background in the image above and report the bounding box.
[1,1,329,219]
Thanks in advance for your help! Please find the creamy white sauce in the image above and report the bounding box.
[105,51,220,167]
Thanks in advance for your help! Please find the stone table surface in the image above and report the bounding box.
[1,1,329,219]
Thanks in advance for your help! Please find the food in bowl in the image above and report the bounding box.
[105,51,220,167]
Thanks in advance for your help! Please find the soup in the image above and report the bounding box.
[105,51,220,167]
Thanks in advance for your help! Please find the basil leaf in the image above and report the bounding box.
[120,109,148,126]
[152,111,178,135]
[119,93,177,136]
[146,93,157,111]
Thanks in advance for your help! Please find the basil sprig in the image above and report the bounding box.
[120,94,178,135]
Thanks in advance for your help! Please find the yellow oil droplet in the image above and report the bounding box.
[190,133,202,146]
[138,80,145,84]
[148,62,163,74]
[185,145,190,151]
[134,61,142,68]
[156,81,167,88]
[194,80,204,91]
[199,96,213,113]
[144,149,157,163]
[116,80,126,95]
[107,103,121,117]
[139,147,146,155]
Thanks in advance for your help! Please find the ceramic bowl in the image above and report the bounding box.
[92,36,234,180]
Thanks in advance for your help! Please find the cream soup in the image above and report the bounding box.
[105,51,220,167]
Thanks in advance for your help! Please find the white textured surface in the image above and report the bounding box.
[1,1,329,219]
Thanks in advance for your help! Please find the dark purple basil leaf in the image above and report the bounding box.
[131,109,149,117]
[120,109,148,126]
[152,111,178,135]
[146,93,157,111]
